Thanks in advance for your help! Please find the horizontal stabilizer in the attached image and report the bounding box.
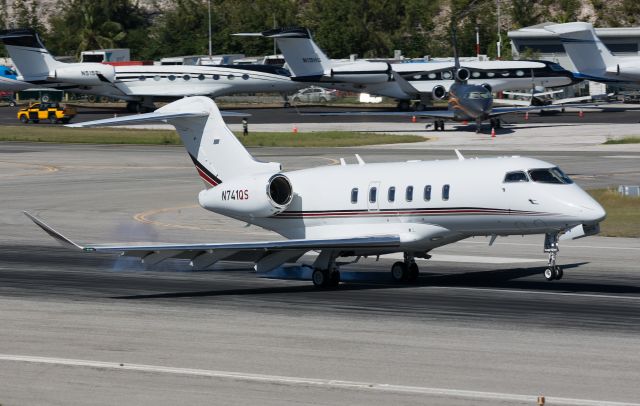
[67,110,248,128]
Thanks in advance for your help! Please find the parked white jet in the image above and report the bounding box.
[25,96,605,287]
[236,27,578,110]
[0,29,303,111]
[545,22,640,89]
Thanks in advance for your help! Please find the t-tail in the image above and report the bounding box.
[545,22,619,81]
[67,97,281,189]
[0,28,62,81]
[234,27,331,79]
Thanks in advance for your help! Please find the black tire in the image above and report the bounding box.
[312,268,329,288]
[329,270,341,287]
[32,119,39,124]
[19,115,28,124]
[439,120,445,131]
[391,261,407,282]
[407,262,419,283]
[283,102,291,108]
[9,101,16,107]
[291,97,300,103]
[544,267,555,281]
[49,115,58,124]
[554,266,563,280]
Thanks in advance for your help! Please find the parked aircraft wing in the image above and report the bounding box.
[299,110,456,119]
[24,212,400,267]
[67,110,248,129]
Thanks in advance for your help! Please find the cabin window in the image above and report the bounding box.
[213,74,220,80]
[528,167,573,184]
[351,188,358,204]
[369,187,377,203]
[516,70,525,77]
[242,74,250,80]
[153,75,161,81]
[424,185,431,201]
[406,186,413,202]
[138,75,146,81]
[442,71,452,79]
[504,171,529,183]
[442,184,450,201]
[183,74,191,80]
[227,74,235,80]
[198,74,205,80]
[428,73,436,79]
[388,187,395,202]
[472,71,481,78]
[487,72,495,77]
[168,75,176,81]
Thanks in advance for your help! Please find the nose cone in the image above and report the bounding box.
[575,191,606,224]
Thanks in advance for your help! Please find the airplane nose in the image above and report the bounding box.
[581,198,606,224]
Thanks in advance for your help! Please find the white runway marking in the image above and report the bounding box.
[0,354,637,406]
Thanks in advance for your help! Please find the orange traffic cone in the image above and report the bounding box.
[491,127,496,138]
[524,111,529,120]
[462,120,468,125]
[293,126,298,133]
[579,109,584,118]
[411,115,416,123]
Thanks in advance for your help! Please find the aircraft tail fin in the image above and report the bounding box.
[68,97,280,188]
[545,22,617,78]
[0,29,63,80]
[235,27,332,78]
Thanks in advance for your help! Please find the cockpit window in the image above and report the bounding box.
[504,171,529,183]
[467,91,491,99]
[528,167,573,184]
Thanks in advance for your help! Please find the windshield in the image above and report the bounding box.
[467,91,491,99]
[528,167,573,184]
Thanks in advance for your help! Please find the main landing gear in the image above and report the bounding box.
[311,250,341,289]
[432,120,445,131]
[390,253,419,283]
[543,233,563,281]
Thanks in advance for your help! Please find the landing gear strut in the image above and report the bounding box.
[432,120,445,131]
[391,253,419,283]
[543,233,563,281]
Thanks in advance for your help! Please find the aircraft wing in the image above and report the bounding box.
[488,105,563,117]
[24,212,400,267]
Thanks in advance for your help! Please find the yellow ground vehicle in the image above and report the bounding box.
[17,102,77,124]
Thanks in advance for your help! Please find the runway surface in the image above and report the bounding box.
[1,143,639,405]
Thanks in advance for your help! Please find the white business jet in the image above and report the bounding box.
[0,28,303,112]
[236,27,577,110]
[25,96,605,287]
[545,22,640,89]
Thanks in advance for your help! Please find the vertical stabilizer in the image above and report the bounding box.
[545,22,617,78]
[236,27,332,78]
[0,29,62,80]
[68,97,280,188]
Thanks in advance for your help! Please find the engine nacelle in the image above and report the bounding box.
[481,83,492,93]
[325,62,391,84]
[53,63,116,85]
[198,173,293,218]
[432,85,447,100]
[455,68,471,82]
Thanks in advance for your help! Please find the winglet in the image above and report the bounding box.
[23,211,87,251]
[454,149,465,160]
[355,154,365,165]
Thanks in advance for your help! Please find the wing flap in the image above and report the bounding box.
[24,212,400,266]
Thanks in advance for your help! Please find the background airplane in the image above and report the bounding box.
[545,22,640,90]
[236,27,578,110]
[0,28,304,112]
[0,64,31,93]
[26,96,605,287]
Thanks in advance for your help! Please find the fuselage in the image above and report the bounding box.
[200,156,605,255]
[447,82,493,121]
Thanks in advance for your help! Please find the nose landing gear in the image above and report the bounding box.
[543,233,563,281]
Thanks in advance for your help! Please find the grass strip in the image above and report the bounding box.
[603,136,640,144]
[588,189,640,238]
[0,126,425,147]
